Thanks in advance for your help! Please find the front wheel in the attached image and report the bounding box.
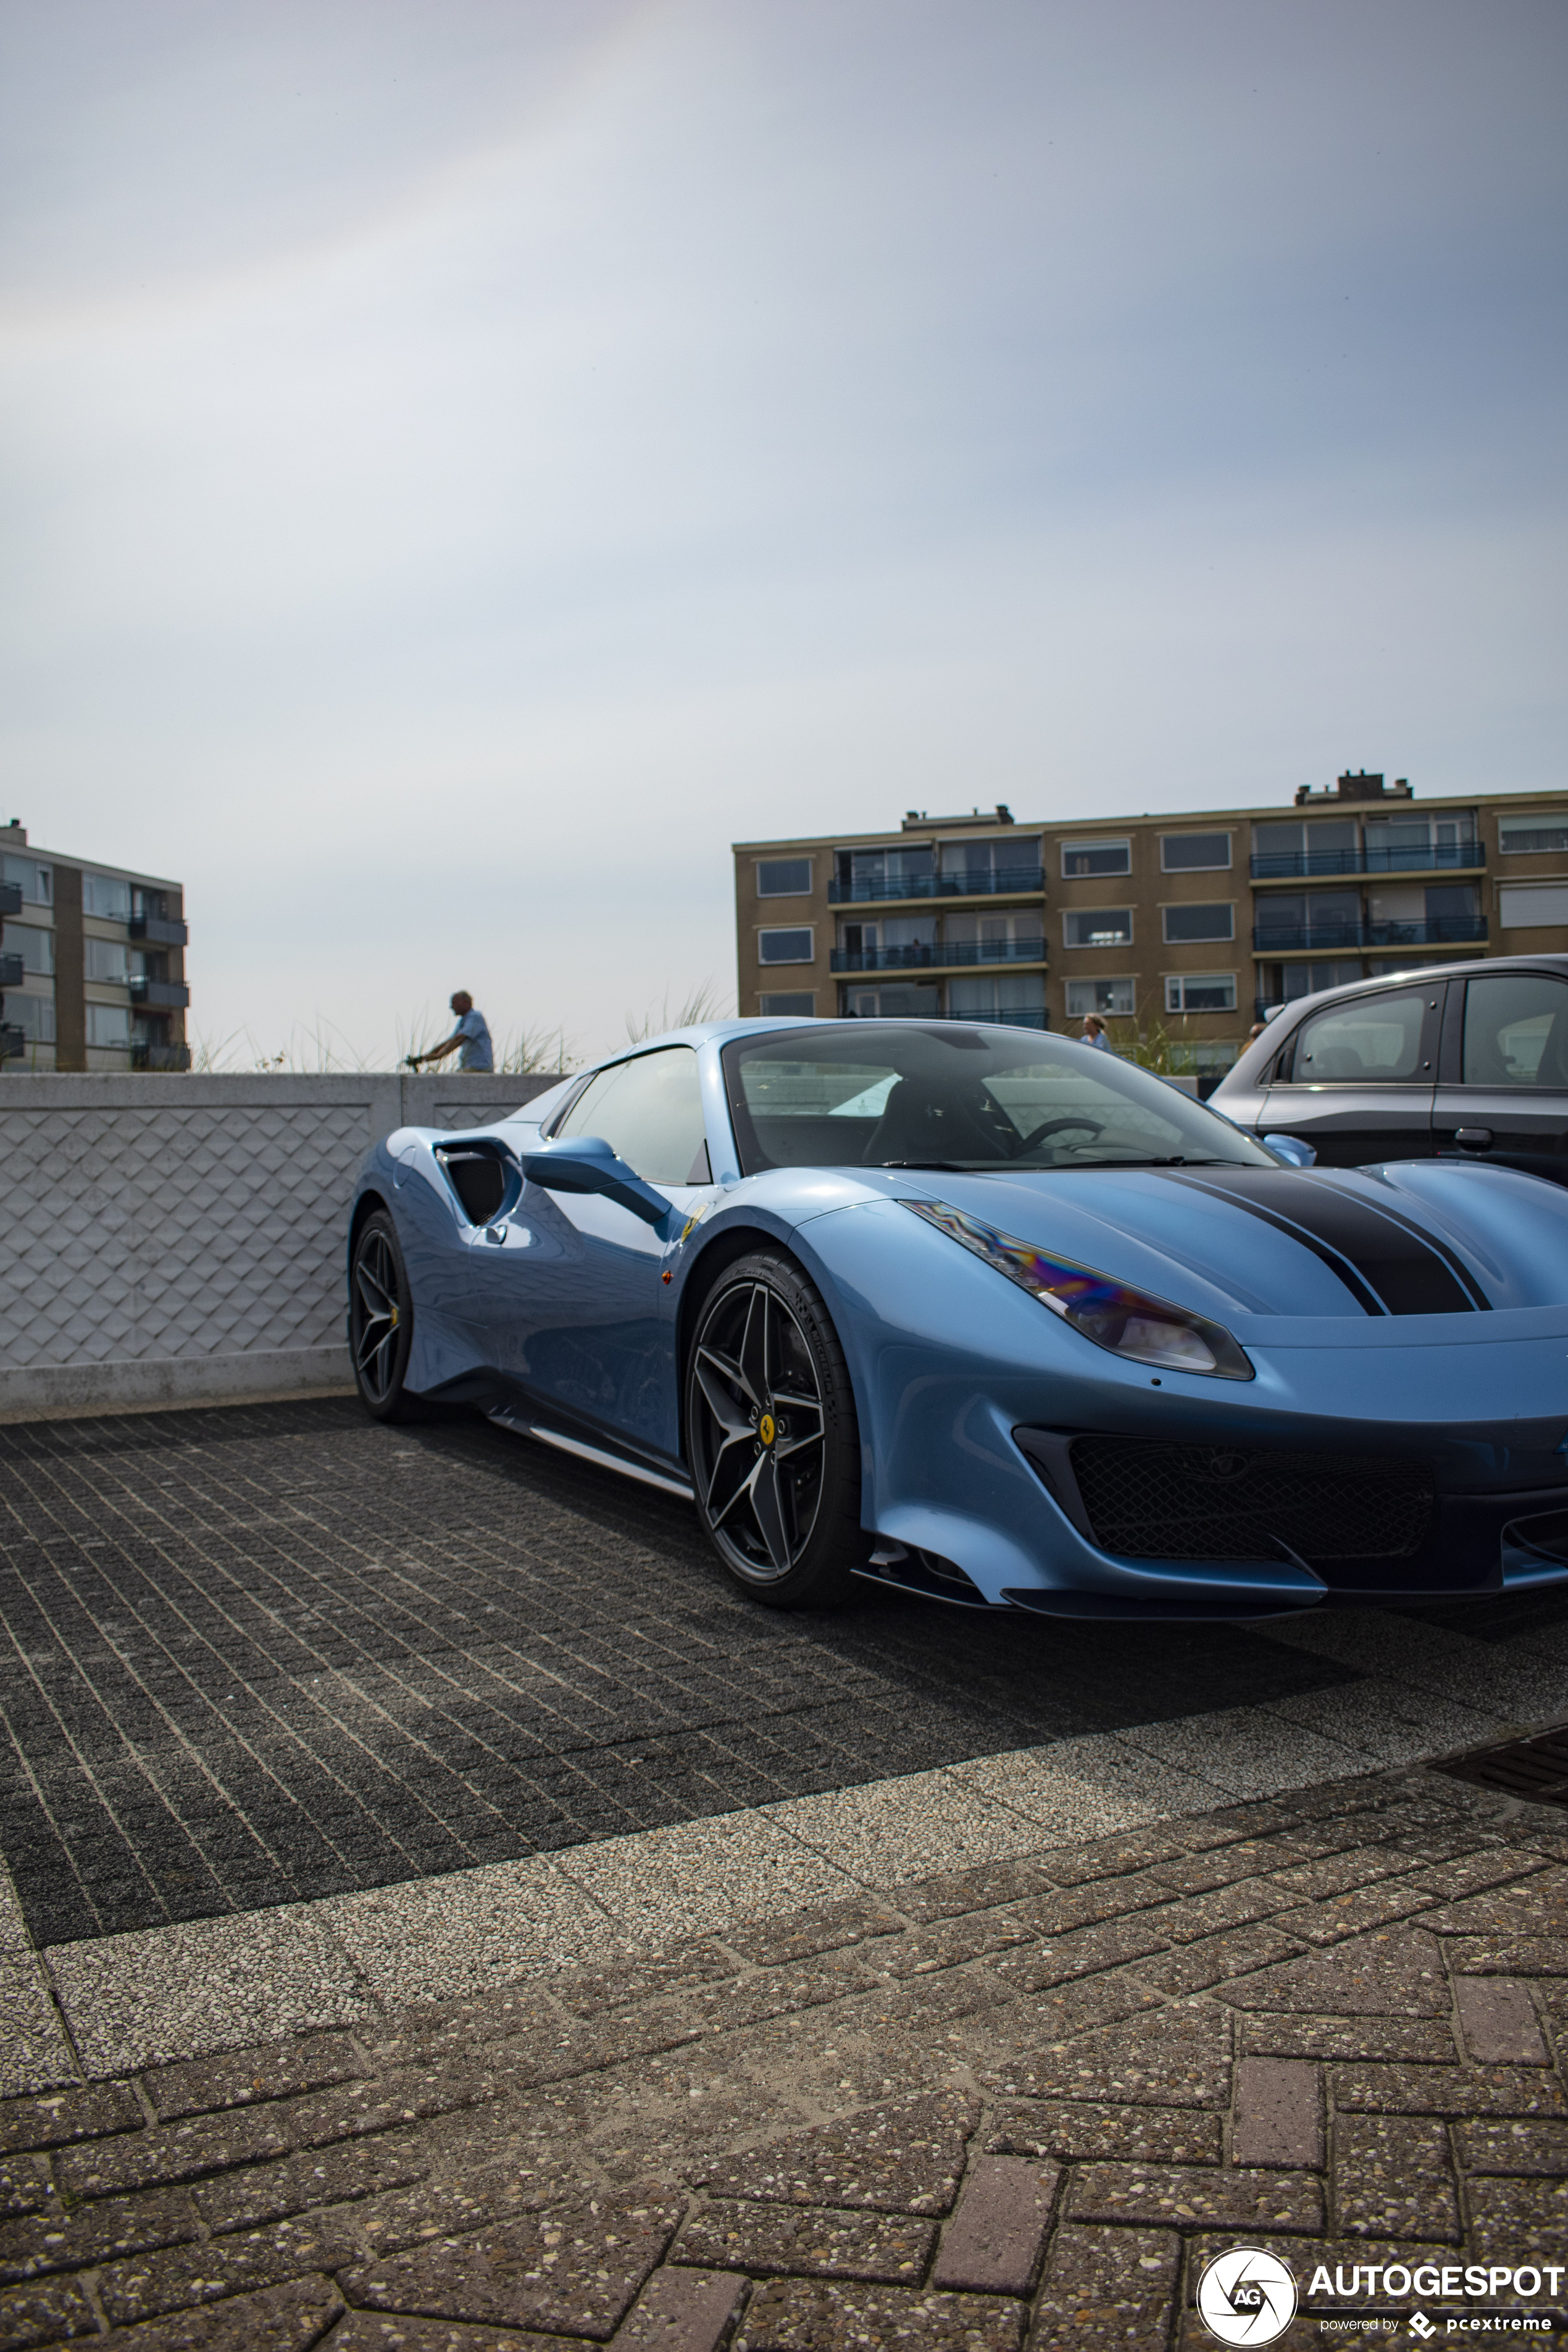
[349,1210,421,1422]
[685,1250,864,1608]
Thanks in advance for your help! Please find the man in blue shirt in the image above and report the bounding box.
[409,991,494,1072]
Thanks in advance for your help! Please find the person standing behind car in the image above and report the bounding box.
[1080,1014,1113,1051]
[409,991,494,1072]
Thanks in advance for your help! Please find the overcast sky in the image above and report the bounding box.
[2,0,1564,1067]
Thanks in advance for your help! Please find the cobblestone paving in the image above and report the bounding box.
[0,1403,1355,1948]
[0,1766,1565,2348]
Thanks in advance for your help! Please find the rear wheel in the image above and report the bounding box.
[685,1249,863,1608]
[350,1211,420,1422]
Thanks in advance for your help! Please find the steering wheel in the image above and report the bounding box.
[1010,1114,1104,1157]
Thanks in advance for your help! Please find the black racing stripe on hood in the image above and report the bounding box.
[1329,1185,1492,1311]
[1161,1174,1385,1316]
[1162,1169,1483,1315]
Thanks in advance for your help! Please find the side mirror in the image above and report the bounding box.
[521,1134,671,1227]
[1263,1133,1316,1168]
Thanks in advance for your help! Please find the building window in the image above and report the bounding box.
[1164,974,1236,1014]
[1500,883,1568,929]
[2,922,52,974]
[6,993,56,1042]
[760,991,815,1015]
[841,983,940,1017]
[1063,908,1132,948]
[1061,839,1130,878]
[834,845,933,899]
[86,1003,132,1047]
[948,974,1045,1019]
[757,857,812,896]
[1257,960,1365,1008]
[84,938,131,983]
[1499,817,1568,856]
[758,926,814,964]
[1161,832,1231,872]
[1162,903,1233,943]
[941,836,1043,885]
[1,856,51,904]
[1065,977,1135,1018]
[83,872,132,922]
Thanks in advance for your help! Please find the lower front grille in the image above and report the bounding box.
[1069,1436,1434,1564]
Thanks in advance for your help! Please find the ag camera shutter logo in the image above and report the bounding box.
[1197,2248,1298,2345]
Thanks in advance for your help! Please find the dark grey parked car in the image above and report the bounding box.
[1211,953,1568,1185]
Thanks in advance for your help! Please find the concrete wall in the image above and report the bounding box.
[0,1071,562,1420]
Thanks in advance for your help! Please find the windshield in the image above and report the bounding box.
[723,1025,1276,1175]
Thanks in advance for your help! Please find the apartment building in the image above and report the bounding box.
[732,774,1568,1074]
[0,821,190,1072]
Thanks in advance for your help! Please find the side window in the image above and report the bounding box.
[1462,972,1568,1088]
[1286,990,1431,1084]
[554,1046,709,1183]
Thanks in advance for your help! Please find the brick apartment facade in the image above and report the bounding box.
[732,773,1568,1074]
[1,821,190,1072]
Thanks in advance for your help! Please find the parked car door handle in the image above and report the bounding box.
[1454,1128,1492,1148]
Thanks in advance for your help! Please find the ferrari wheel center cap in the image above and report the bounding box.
[758,1412,776,1448]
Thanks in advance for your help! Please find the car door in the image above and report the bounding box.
[464,1044,716,1460]
[1259,982,1444,1166]
[1433,966,1568,1185]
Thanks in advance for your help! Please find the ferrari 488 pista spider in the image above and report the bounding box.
[348,1020,1568,1617]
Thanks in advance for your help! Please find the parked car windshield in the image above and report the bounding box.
[723,1025,1277,1175]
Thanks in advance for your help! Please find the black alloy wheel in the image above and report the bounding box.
[350,1210,419,1422]
[685,1249,863,1607]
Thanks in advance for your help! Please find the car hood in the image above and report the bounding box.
[853,1158,1568,1327]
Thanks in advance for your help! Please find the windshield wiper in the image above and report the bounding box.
[1039,1155,1245,1169]
[869,1159,970,1170]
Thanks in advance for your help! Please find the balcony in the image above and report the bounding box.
[1251,842,1485,881]
[131,1041,193,1072]
[1251,917,1488,954]
[0,882,20,919]
[0,1023,24,1061]
[130,914,188,946]
[128,976,191,1009]
[0,953,23,990]
[831,938,1046,973]
[828,865,1045,904]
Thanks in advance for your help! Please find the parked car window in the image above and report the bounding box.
[1462,972,1568,1088]
[1286,990,1427,1083]
[724,1025,1275,1175]
[554,1046,709,1184]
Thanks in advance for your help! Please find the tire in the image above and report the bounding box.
[685,1248,864,1608]
[349,1210,423,1423]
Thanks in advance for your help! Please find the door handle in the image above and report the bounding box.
[1454,1128,1492,1149]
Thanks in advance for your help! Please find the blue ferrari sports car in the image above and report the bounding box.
[348,1019,1568,1619]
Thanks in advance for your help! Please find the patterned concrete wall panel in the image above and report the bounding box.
[0,1070,568,1406]
[0,1103,370,1369]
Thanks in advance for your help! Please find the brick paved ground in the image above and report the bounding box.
[1,1762,1565,2349]
[0,1403,1354,1948]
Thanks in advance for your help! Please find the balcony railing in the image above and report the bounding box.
[129,914,188,946]
[128,976,191,1009]
[1251,842,1485,880]
[0,882,20,920]
[830,938,1046,973]
[0,954,23,990]
[131,1041,193,1071]
[0,1024,24,1061]
[1251,917,1488,954]
[828,865,1045,904]
[843,1004,1048,1030]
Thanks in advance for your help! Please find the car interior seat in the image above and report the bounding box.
[864,1077,1001,1164]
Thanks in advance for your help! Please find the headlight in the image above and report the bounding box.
[904,1199,1254,1381]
